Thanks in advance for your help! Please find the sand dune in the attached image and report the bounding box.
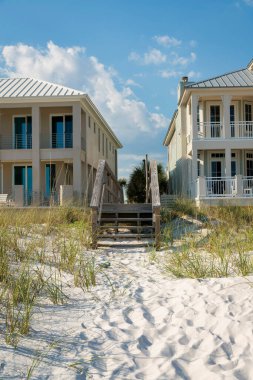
[1,246,253,379]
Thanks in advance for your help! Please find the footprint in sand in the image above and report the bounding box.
[178,335,190,345]
[137,334,152,353]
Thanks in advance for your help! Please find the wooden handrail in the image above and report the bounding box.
[148,160,161,250]
[90,159,124,248]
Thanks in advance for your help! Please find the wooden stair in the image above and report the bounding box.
[97,203,153,245]
[90,160,161,250]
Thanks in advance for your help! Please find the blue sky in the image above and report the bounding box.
[0,0,252,178]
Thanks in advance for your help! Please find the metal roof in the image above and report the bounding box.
[187,67,253,88]
[0,77,84,98]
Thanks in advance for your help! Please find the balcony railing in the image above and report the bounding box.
[51,133,73,148]
[231,122,253,138]
[0,134,32,149]
[197,122,223,139]
[196,176,253,198]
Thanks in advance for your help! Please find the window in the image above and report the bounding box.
[106,137,108,159]
[230,105,235,137]
[14,165,33,205]
[109,142,111,151]
[245,104,252,122]
[88,116,91,128]
[231,161,236,177]
[211,153,225,158]
[98,128,100,152]
[51,115,73,148]
[14,116,32,149]
[94,122,96,134]
[102,133,105,156]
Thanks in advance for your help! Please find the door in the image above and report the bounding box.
[211,161,224,194]
[210,105,221,137]
[65,115,73,148]
[45,164,56,200]
[14,116,32,149]
[14,166,33,205]
[52,116,64,148]
[247,159,253,177]
[245,103,253,137]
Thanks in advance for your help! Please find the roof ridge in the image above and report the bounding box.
[186,66,249,87]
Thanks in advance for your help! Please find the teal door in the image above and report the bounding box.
[14,166,32,205]
[14,117,32,149]
[45,164,56,200]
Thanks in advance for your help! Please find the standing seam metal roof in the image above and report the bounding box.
[0,78,84,98]
[187,68,253,88]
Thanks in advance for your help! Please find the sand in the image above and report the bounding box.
[1,246,253,379]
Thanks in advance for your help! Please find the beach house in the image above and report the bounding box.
[163,59,253,206]
[0,78,122,206]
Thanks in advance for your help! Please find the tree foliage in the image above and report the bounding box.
[126,161,167,203]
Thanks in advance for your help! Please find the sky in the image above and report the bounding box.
[0,0,253,179]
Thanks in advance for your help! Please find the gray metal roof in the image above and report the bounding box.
[187,67,253,88]
[0,77,84,98]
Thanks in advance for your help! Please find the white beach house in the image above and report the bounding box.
[0,78,122,206]
[163,59,253,206]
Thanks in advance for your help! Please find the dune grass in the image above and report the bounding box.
[162,202,253,279]
[0,206,97,347]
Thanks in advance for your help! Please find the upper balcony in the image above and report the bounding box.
[196,121,253,140]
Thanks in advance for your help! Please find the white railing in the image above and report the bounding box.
[197,122,223,139]
[0,134,32,149]
[231,122,253,138]
[242,177,253,196]
[206,177,236,197]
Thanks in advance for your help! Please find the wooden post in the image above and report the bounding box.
[154,207,161,250]
[92,208,98,249]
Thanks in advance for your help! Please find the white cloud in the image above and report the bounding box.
[171,52,196,66]
[189,40,197,48]
[129,48,166,65]
[0,41,169,142]
[125,78,142,87]
[153,35,181,47]
[159,70,181,78]
[187,70,201,79]
[243,0,253,5]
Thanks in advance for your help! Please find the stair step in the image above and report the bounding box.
[98,233,153,239]
[100,218,153,222]
[102,203,152,213]
[99,225,153,229]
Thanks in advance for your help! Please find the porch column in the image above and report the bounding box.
[191,94,199,140]
[225,147,231,177]
[221,95,232,139]
[73,103,82,201]
[32,105,41,205]
[192,148,198,198]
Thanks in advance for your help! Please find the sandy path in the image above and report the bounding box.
[1,246,253,379]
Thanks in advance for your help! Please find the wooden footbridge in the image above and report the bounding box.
[90,160,161,249]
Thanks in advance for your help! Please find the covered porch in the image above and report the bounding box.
[0,160,74,206]
[194,148,253,203]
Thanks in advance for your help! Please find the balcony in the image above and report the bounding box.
[231,122,253,138]
[40,133,73,149]
[195,121,253,140]
[196,176,253,198]
[197,122,223,139]
[0,134,32,150]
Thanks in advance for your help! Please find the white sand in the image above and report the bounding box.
[1,246,253,379]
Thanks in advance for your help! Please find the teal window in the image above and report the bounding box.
[14,166,32,205]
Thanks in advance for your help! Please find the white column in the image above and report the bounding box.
[221,95,232,139]
[32,105,41,205]
[73,103,82,200]
[198,176,206,198]
[191,94,199,139]
[225,147,231,177]
[192,148,198,198]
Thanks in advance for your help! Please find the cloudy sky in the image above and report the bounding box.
[0,0,252,178]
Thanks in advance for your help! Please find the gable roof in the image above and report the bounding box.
[187,67,253,89]
[0,77,84,98]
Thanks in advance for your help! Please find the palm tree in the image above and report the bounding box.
[127,161,167,203]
